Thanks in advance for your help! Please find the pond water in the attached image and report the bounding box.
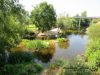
[34,34,88,66]
[52,34,88,60]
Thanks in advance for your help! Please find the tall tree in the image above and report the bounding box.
[0,0,26,53]
[80,11,90,27]
[31,2,56,32]
[57,16,78,30]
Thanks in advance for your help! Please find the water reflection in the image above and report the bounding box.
[51,34,88,61]
[34,49,55,63]
[57,40,69,49]
[11,34,88,64]
[33,40,70,63]
[34,40,56,63]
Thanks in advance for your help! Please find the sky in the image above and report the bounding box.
[19,0,100,17]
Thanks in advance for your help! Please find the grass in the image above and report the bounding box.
[11,39,56,52]
[57,38,69,43]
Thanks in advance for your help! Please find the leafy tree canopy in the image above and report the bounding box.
[0,0,26,53]
[57,16,78,30]
[31,2,56,32]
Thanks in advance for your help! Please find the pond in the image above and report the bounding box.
[34,34,88,66]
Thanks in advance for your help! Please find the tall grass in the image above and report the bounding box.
[24,40,49,49]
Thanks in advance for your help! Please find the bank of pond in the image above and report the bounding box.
[10,34,87,63]
[1,34,100,75]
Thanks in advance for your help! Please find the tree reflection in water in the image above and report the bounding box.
[11,40,69,63]
[34,50,54,63]
[34,40,56,63]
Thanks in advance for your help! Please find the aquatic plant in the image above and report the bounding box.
[21,40,49,51]
[57,38,68,43]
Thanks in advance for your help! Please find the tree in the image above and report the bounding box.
[87,22,100,40]
[81,11,87,17]
[80,11,90,27]
[57,16,78,30]
[31,2,56,32]
[91,18,100,24]
[57,16,65,29]
[85,22,100,71]
[0,0,26,54]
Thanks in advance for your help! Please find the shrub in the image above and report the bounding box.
[87,23,100,40]
[25,25,38,32]
[86,50,100,71]
[8,52,34,64]
[85,40,100,58]
[85,22,100,72]
[49,58,67,69]
[0,63,43,75]
[64,56,91,75]
[48,57,92,75]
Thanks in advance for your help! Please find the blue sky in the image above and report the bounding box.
[19,0,100,17]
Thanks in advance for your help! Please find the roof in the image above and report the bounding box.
[50,28,61,32]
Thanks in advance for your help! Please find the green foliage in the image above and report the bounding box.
[31,2,56,32]
[63,56,91,75]
[57,38,68,43]
[87,23,100,40]
[25,24,38,32]
[23,40,49,50]
[0,0,26,53]
[64,63,91,75]
[0,63,43,75]
[57,14,91,33]
[8,52,34,64]
[91,18,100,24]
[86,50,100,71]
[48,57,92,75]
[85,40,100,58]
[57,16,78,30]
[24,25,37,39]
[49,58,67,69]
[85,22,100,72]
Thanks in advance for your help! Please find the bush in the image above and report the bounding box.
[8,52,34,64]
[85,22,100,72]
[86,50,100,71]
[85,40,100,58]
[49,58,67,69]
[25,25,38,32]
[64,56,91,75]
[87,23,100,40]
[0,53,5,66]
[0,63,43,75]
[23,31,36,40]
[48,57,92,75]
